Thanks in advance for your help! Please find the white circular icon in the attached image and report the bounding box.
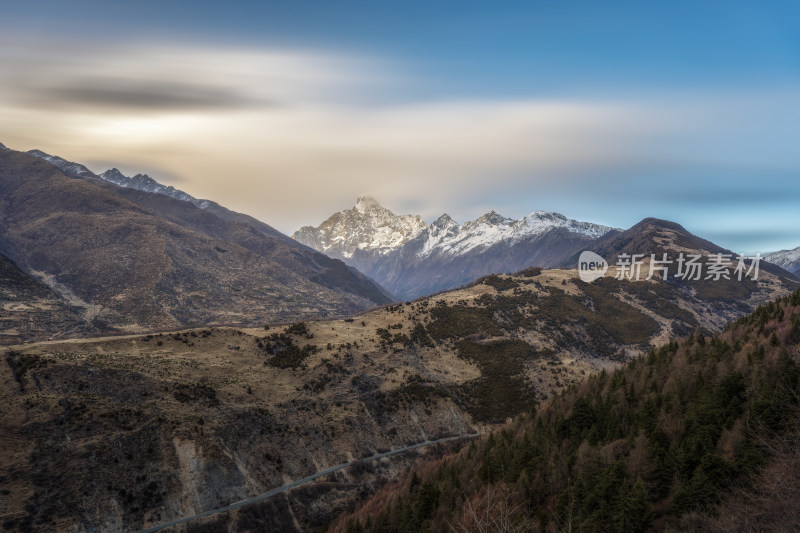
[578,251,608,282]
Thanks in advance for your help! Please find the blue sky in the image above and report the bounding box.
[1,1,799,253]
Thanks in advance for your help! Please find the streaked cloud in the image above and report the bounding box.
[0,37,798,253]
[21,79,264,111]
[0,39,392,112]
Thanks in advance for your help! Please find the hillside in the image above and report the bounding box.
[562,217,725,265]
[333,289,800,533]
[23,146,394,308]
[0,148,391,340]
[106,185,393,309]
[0,253,97,344]
[293,196,614,300]
[563,217,795,280]
[0,255,794,531]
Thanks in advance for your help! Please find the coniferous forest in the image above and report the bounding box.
[336,290,800,532]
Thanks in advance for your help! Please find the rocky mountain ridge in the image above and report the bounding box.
[294,196,616,300]
[98,168,196,203]
[294,196,614,259]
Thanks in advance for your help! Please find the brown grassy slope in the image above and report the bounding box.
[0,252,95,345]
[104,181,393,306]
[0,150,385,333]
[0,323,479,533]
[23,146,394,308]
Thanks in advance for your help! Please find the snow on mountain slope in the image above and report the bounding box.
[27,149,98,180]
[23,148,201,206]
[292,196,618,299]
[293,195,428,258]
[417,209,612,258]
[766,246,800,275]
[294,196,614,261]
[99,168,196,203]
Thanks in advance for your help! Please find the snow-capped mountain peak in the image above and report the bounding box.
[293,196,618,300]
[99,168,127,182]
[519,210,611,239]
[355,194,382,213]
[294,196,616,261]
[471,210,514,227]
[293,196,428,258]
[432,213,458,230]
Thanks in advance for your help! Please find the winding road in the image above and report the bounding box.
[138,433,479,532]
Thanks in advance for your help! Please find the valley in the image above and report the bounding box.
[3,4,798,531]
[1,259,795,531]
[2,142,799,532]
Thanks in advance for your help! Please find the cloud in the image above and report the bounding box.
[0,38,670,218]
[21,79,265,111]
[0,38,393,114]
[0,36,798,253]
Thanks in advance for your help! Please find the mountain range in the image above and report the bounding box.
[295,196,800,302]
[3,139,800,532]
[5,142,798,343]
[293,196,616,300]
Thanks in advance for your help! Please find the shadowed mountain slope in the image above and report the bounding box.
[0,149,391,336]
